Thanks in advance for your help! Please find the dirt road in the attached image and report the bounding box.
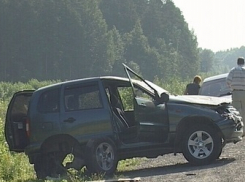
[117,139,245,182]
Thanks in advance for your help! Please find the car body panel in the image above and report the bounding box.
[169,95,231,105]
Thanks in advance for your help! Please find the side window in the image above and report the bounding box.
[64,83,102,111]
[118,87,134,111]
[37,89,59,113]
[135,87,154,101]
[117,86,154,111]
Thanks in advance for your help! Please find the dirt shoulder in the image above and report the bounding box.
[117,139,245,182]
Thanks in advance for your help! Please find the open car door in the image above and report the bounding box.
[123,64,169,142]
[5,90,34,152]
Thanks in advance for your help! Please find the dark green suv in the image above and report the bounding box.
[5,65,243,179]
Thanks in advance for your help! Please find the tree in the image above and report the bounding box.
[123,20,159,80]
[200,49,215,73]
[0,0,203,82]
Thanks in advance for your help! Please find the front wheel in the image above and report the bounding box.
[182,124,222,165]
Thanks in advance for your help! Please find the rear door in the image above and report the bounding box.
[59,81,113,141]
[5,90,34,152]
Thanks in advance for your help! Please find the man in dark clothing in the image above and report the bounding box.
[184,75,202,95]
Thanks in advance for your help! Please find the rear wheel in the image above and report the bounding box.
[182,124,222,165]
[85,138,118,175]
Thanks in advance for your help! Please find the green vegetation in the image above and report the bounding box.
[0,0,199,82]
[1,0,243,85]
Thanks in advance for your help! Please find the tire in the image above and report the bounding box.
[182,124,222,165]
[34,152,67,179]
[85,137,118,175]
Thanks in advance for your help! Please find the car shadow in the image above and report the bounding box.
[116,157,236,179]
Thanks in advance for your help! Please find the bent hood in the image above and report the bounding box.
[169,95,231,106]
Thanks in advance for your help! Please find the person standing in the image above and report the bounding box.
[184,75,202,95]
[226,57,245,135]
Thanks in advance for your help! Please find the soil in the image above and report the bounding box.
[117,139,245,182]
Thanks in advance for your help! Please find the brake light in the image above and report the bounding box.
[26,118,30,137]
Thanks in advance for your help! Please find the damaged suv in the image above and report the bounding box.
[5,64,243,179]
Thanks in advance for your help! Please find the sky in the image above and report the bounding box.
[171,0,245,52]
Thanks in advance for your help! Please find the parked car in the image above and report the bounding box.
[199,73,232,100]
[5,65,243,179]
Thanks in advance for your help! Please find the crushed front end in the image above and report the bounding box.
[215,104,243,143]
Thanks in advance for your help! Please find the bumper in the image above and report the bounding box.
[226,130,243,143]
[217,117,243,144]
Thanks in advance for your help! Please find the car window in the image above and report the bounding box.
[199,78,231,97]
[11,95,30,116]
[135,87,154,101]
[37,89,60,113]
[64,83,102,111]
[117,87,133,111]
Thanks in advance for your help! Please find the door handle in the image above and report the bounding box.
[63,117,76,123]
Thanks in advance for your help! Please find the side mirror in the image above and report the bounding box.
[160,93,169,103]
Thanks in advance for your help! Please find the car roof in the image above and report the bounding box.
[36,76,129,91]
[203,73,228,82]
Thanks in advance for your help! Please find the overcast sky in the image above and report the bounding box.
[172,0,245,52]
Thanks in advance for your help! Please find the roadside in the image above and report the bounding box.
[116,139,245,182]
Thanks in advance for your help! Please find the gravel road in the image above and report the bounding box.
[116,139,245,182]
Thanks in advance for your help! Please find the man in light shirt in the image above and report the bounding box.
[226,57,245,136]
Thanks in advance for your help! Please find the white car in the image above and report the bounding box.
[199,73,232,101]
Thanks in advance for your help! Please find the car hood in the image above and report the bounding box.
[169,95,231,106]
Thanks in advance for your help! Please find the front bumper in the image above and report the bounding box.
[217,116,243,144]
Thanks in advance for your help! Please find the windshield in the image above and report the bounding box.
[199,78,231,97]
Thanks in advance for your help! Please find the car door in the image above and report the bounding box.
[123,64,169,142]
[5,90,34,152]
[59,80,113,141]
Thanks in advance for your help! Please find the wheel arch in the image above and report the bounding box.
[86,136,116,147]
[40,134,83,154]
[174,116,223,153]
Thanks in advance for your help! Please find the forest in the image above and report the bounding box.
[0,0,245,83]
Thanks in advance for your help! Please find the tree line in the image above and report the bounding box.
[0,0,208,82]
